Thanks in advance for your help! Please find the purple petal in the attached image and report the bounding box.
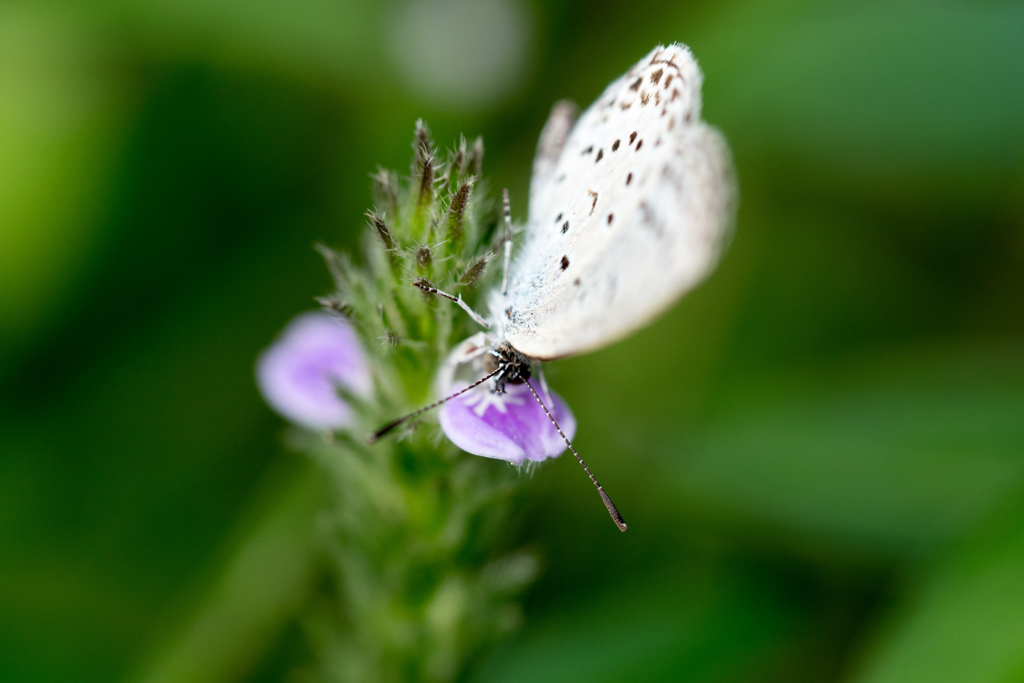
[256,311,371,431]
[439,380,575,465]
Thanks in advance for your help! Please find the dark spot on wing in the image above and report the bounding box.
[685,111,692,123]
[587,190,598,215]
[581,145,593,155]
[651,68,663,84]
[573,277,581,286]
[620,102,632,110]
[639,200,653,222]
[561,220,569,234]
[595,149,603,162]
[560,255,569,270]
[635,139,643,151]
[664,74,673,88]
[629,131,637,144]
[668,117,675,130]
[607,213,614,225]
[555,212,562,223]
[638,200,666,240]
[626,172,633,186]
[629,77,642,91]
[640,91,650,106]
[505,307,512,319]
[650,50,682,71]
[612,139,620,151]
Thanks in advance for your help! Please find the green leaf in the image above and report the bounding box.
[97,0,378,85]
[699,1,1024,197]
[0,7,127,372]
[854,497,1024,683]
[658,343,1024,555]
[473,568,799,683]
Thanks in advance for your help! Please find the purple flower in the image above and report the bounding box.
[256,311,372,431]
[438,379,575,465]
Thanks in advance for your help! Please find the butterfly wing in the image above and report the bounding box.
[492,44,736,360]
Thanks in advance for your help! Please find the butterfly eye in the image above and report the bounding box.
[483,352,499,374]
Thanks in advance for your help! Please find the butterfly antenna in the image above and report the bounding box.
[367,367,502,443]
[501,188,513,295]
[524,379,628,532]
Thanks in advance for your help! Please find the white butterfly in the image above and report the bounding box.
[493,43,734,360]
[376,43,735,531]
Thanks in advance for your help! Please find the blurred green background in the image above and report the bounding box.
[2,0,1023,681]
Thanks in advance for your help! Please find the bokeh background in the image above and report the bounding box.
[2,0,1024,681]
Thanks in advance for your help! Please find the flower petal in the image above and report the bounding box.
[256,311,371,431]
[439,380,575,464]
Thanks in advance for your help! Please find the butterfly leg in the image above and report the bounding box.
[411,279,491,329]
[434,331,495,396]
[534,362,554,408]
[501,188,513,295]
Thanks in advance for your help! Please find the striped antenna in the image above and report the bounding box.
[524,379,628,532]
[367,367,501,443]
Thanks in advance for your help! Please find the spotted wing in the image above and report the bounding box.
[492,44,735,360]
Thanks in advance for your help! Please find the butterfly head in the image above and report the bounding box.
[484,343,532,394]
